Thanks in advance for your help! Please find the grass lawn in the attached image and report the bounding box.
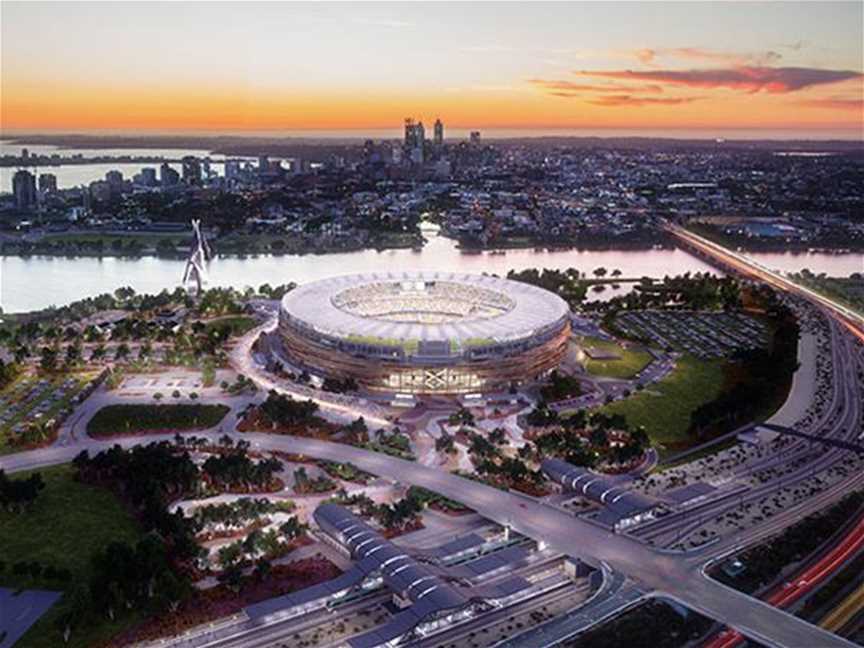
[203,315,259,337]
[600,355,726,456]
[580,336,653,380]
[0,464,144,648]
[87,403,230,437]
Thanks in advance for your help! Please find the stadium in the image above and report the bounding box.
[276,272,571,394]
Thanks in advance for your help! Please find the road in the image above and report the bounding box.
[1,427,855,648]
[3,229,862,648]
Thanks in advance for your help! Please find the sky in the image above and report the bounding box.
[1,1,862,138]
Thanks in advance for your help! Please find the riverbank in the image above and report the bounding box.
[0,230,425,259]
[3,234,863,314]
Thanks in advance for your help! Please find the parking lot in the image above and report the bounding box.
[614,310,769,359]
[0,372,101,451]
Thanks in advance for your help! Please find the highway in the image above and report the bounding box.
[2,229,862,648]
[1,426,856,648]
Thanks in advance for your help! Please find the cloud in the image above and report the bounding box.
[351,17,413,28]
[780,40,809,52]
[632,48,782,66]
[585,95,704,107]
[528,79,664,94]
[798,97,864,111]
[576,66,864,93]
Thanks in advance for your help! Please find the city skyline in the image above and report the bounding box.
[1,1,862,138]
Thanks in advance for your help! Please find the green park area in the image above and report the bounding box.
[0,464,144,648]
[87,403,230,437]
[601,355,726,455]
[580,336,653,380]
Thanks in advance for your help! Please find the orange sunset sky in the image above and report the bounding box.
[1,1,862,137]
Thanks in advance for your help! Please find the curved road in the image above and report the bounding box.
[0,428,854,648]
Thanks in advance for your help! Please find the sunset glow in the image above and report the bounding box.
[1,1,862,137]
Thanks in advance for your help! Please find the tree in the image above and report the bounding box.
[593,267,607,278]
[64,343,82,366]
[39,346,58,372]
[55,585,90,643]
[435,433,456,455]
[252,557,272,582]
[155,570,189,613]
[280,517,307,541]
[489,427,508,445]
[115,343,130,361]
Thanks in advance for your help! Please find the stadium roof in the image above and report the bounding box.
[281,271,570,345]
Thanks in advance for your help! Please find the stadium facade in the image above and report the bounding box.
[276,272,571,394]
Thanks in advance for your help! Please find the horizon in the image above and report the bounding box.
[2,1,862,138]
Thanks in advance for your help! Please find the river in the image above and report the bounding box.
[2,228,861,314]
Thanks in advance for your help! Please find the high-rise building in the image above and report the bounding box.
[12,169,37,210]
[258,155,269,173]
[433,119,444,149]
[38,173,58,193]
[181,156,202,185]
[404,118,426,149]
[105,170,124,186]
[140,168,158,187]
[105,170,125,198]
[160,163,180,187]
[470,131,481,145]
[403,118,426,164]
[224,159,242,181]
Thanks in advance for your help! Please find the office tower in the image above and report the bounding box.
[105,170,124,186]
[12,169,37,209]
[404,118,415,147]
[38,173,58,193]
[140,168,158,187]
[105,170,125,198]
[224,159,242,181]
[181,156,202,185]
[434,119,444,149]
[160,163,180,187]
[470,131,481,145]
[258,155,269,173]
[403,118,426,164]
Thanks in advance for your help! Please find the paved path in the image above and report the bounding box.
[0,588,61,648]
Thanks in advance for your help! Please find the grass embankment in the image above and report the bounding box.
[579,336,653,380]
[87,404,230,437]
[0,464,144,648]
[601,355,725,456]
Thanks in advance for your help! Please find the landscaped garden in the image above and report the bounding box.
[87,403,230,437]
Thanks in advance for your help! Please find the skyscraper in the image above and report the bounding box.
[403,118,426,163]
[12,169,37,210]
[434,118,444,149]
[140,168,158,187]
[160,163,180,187]
[224,159,242,181]
[38,173,58,193]
[181,156,202,185]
